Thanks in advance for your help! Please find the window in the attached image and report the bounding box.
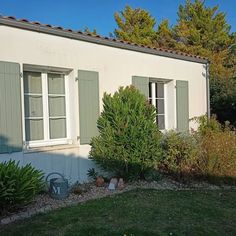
[149,82,165,130]
[23,71,67,146]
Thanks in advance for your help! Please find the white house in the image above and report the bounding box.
[0,15,209,183]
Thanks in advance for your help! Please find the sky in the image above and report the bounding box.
[0,0,235,36]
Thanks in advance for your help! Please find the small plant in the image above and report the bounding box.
[0,160,44,214]
[87,168,98,181]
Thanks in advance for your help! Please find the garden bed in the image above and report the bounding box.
[1,177,235,226]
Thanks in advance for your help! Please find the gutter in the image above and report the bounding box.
[0,17,208,64]
[206,62,211,119]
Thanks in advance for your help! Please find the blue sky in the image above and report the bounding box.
[0,0,235,36]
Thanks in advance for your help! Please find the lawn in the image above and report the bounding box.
[1,189,236,236]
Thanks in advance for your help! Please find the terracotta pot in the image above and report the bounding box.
[96,176,105,187]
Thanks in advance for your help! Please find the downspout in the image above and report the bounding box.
[206,62,210,119]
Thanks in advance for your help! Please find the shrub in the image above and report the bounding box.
[159,131,198,179]
[90,86,162,180]
[0,160,44,213]
[194,117,236,184]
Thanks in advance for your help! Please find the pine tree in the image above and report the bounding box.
[156,19,175,48]
[114,5,157,46]
[174,0,233,79]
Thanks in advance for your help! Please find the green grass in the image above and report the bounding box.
[1,189,236,236]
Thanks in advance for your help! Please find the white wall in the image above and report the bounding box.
[0,25,207,183]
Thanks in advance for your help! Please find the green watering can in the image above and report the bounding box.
[46,172,69,200]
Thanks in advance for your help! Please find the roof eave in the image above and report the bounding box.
[0,17,209,64]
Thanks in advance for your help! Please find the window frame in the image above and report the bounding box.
[23,71,70,149]
[148,80,167,131]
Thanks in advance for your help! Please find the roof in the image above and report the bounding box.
[0,15,208,64]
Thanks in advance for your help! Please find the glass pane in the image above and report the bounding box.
[156,99,165,114]
[49,118,66,139]
[157,115,165,130]
[48,74,65,94]
[156,83,164,98]
[25,119,44,141]
[48,96,66,117]
[24,95,43,117]
[24,72,42,93]
[149,82,152,98]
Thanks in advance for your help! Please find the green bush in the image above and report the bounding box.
[194,116,236,184]
[159,117,236,185]
[90,86,162,180]
[159,131,198,179]
[0,160,44,213]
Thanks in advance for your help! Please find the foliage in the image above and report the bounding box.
[158,116,236,185]
[113,1,236,126]
[192,115,221,136]
[159,131,198,179]
[90,86,162,180]
[114,5,157,46]
[0,160,44,213]
[84,26,97,35]
[2,189,236,236]
[210,78,236,127]
[193,116,236,184]
[155,19,176,48]
[87,168,99,181]
[174,0,233,78]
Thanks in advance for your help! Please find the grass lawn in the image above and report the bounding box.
[1,189,236,236]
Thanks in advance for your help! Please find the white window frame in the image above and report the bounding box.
[149,81,166,131]
[23,71,70,148]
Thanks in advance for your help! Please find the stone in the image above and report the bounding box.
[108,178,118,190]
[108,182,116,190]
[1,217,11,225]
[10,214,21,222]
[117,178,125,190]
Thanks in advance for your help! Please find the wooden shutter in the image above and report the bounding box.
[0,61,23,153]
[176,80,189,132]
[78,70,99,144]
[132,76,149,98]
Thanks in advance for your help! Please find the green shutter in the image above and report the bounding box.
[78,70,99,144]
[0,61,22,153]
[132,76,149,98]
[176,80,189,132]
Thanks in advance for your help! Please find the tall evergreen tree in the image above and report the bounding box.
[156,19,175,48]
[113,2,236,125]
[174,0,233,79]
[114,5,157,46]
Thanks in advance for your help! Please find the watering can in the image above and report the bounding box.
[46,172,69,200]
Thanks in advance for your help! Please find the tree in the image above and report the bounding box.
[113,2,236,126]
[156,19,176,48]
[114,5,157,46]
[84,26,97,35]
[174,0,233,79]
[90,86,162,180]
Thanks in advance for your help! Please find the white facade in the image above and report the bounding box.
[0,23,207,183]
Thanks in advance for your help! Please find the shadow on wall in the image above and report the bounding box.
[0,135,21,153]
[0,135,96,184]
